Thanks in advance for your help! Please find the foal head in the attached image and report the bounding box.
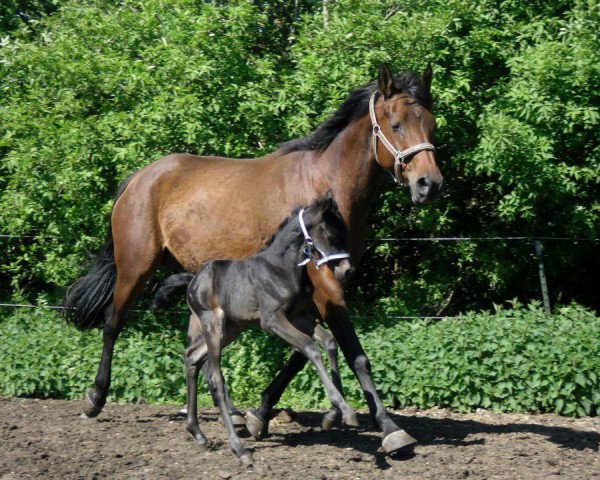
[300,191,353,282]
[373,63,443,204]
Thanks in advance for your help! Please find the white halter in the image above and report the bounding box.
[297,209,351,269]
[368,92,436,184]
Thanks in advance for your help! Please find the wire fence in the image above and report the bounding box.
[1,233,598,319]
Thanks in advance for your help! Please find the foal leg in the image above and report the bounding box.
[185,313,245,449]
[311,265,417,454]
[261,311,357,428]
[184,316,210,448]
[246,323,347,438]
[202,309,253,465]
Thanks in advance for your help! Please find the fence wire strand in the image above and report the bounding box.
[1,233,597,320]
[0,302,457,320]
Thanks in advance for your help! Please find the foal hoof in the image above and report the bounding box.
[231,413,246,428]
[342,411,359,428]
[245,408,268,440]
[194,437,210,452]
[239,452,254,467]
[219,413,246,427]
[382,430,418,454]
[82,389,105,418]
[321,409,339,431]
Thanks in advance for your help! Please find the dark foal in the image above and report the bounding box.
[154,275,344,431]
[184,194,357,464]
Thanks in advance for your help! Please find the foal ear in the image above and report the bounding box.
[378,63,395,98]
[323,189,335,212]
[422,63,433,93]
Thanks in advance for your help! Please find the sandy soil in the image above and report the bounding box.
[0,397,598,479]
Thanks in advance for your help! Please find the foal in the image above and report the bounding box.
[185,193,357,465]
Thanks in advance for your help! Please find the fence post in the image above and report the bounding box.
[534,239,551,314]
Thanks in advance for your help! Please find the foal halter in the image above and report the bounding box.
[368,92,436,184]
[297,209,351,269]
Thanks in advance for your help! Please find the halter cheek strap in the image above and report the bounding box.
[368,92,436,184]
[297,209,351,269]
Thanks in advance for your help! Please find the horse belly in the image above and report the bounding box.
[160,184,291,271]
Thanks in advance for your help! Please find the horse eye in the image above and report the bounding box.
[392,123,402,132]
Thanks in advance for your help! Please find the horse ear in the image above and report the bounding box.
[422,63,433,92]
[378,63,395,98]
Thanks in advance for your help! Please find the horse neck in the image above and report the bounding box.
[305,115,386,253]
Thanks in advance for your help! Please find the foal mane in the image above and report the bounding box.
[263,206,303,248]
[279,71,432,154]
[263,196,346,252]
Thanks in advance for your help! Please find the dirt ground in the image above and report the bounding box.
[0,397,598,479]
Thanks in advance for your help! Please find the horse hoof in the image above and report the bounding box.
[245,408,267,440]
[321,409,339,431]
[342,411,359,428]
[196,438,210,452]
[382,430,418,454]
[82,389,104,418]
[239,452,254,467]
[231,413,246,428]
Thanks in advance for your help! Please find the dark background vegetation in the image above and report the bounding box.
[0,1,598,415]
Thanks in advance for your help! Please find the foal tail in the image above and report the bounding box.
[63,175,133,330]
[151,272,195,310]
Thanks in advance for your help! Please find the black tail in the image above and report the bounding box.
[151,272,195,310]
[63,175,133,330]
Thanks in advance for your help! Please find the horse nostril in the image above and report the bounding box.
[417,176,429,188]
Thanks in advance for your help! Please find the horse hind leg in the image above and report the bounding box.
[84,245,161,417]
[201,363,246,427]
[314,324,347,431]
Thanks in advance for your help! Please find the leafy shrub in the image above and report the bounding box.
[1,302,597,417]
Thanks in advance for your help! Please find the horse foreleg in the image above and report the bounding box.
[311,266,417,455]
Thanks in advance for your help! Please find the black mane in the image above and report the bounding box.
[280,71,432,154]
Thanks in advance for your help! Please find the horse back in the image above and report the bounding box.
[111,152,312,273]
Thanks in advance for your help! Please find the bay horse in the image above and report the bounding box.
[186,193,355,464]
[64,63,443,454]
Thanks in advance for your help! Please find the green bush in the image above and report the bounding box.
[1,302,597,417]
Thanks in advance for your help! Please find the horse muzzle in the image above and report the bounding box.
[410,172,443,205]
[333,259,354,283]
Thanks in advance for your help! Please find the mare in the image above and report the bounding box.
[64,63,443,454]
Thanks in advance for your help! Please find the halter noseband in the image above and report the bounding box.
[368,92,436,184]
[297,209,351,269]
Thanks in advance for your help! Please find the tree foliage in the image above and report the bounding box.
[0,0,599,314]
